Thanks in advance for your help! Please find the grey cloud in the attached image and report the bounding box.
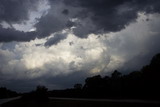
[0,0,42,42]
[0,26,36,42]
[72,18,97,38]
[35,13,67,38]
[0,0,39,24]
[63,0,160,38]
[102,14,160,72]
[45,33,67,46]
[1,0,160,42]
[62,9,69,15]
[34,1,79,38]
[37,0,160,39]
[0,71,87,92]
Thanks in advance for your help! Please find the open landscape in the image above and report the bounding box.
[1,0,160,106]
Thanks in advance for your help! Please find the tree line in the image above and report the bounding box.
[49,53,160,100]
[0,87,18,99]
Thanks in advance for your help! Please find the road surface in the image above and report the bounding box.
[49,97,160,104]
[0,96,21,105]
[0,96,159,105]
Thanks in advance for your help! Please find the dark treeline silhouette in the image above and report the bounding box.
[21,85,49,102]
[0,87,18,99]
[49,53,160,100]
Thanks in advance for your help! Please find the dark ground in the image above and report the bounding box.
[1,98,160,107]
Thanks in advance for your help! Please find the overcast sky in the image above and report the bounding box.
[0,0,160,92]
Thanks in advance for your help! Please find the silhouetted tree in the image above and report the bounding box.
[74,84,82,90]
[150,53,160,69]
[0,87,18,99]
[111,70,122,79]
[84,75,104,89]
[35,85,48,101]
[21,85,48,101]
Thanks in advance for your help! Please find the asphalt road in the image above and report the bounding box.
[49,97,160,104]
[0,96,21,105]
[0,96,159,105]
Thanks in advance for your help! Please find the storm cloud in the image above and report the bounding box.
[0,0,43,42]
[63,0,160,37]
[35,0,160,40]
[1,0,160,92]
[0,26,36,42]
[45,33,68,46]
[1,0,160,42]
[0,0,39,23]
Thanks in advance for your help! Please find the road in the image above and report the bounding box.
[0,96,21,105]
[0,96,159,105]
[49,97,160,104]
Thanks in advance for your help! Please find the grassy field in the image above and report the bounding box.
[1,99,160,107]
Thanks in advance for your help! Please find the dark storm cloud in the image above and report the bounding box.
[65,0,136,32]
[34,1,76,39]
[62,0,160,37]
[0,26,36,42]
[1,0,160,42]
[0,0,41,42]
[35,0,160,39]
[45,33,67,46]
[35,13,67,38]
[62,9,69,15]
[0,0,39,24]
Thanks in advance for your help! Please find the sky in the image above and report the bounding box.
[0,0,160,92]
